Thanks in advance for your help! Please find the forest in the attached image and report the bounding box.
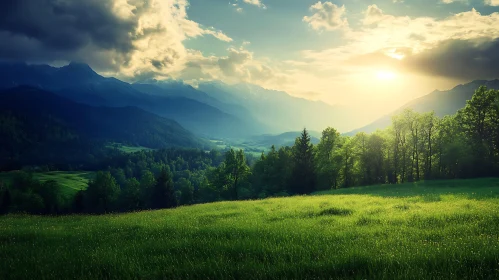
[0,86,498,215]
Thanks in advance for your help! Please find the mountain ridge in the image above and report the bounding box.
[0,62,258,138]
[346,79,499,135]
[0,86,208,149]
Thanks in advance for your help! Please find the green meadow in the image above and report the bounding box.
[107,143,154,153]
[0,171,93,197]
[1,178,499,279]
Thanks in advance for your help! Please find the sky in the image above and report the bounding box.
[1,0,499,121]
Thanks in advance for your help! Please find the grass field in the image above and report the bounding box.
[1,178,499,279]
[107,143,153,153]
[209,139,266,157]
[0,171,93,197]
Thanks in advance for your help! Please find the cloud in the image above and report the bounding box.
[485,0,499,6]
[230,0,266,11]
[303,2,348,31]
[363,4,388,25]
[243,0,266,9]
[404,38,499,80]
[174,46,290,89]
[0,0,232,78]
[230,2,244,13]
[218,48,253,77]
[298,6,499,78]
[0,0,280,91]
[441,0,468,3]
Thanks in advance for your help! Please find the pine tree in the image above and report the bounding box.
[85,172,120,213]
[290,128,316,194]
[152,169,178,209]
[0,183,11,214]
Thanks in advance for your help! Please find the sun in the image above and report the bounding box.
[376,71,397,80]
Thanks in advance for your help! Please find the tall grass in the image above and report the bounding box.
[1,178,499,279]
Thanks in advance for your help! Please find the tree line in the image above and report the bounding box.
[0,86,498,214]
[211,86,499,198]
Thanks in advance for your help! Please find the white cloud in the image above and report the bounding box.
[441,0,468,4]
[104,0,233,80]
[279,5,499,115]
[485,0,499,6]
[243,0,267,9]
[0,0,236,80]
[303,2,348,31]
[230,2,244,13]
[363,4,387,25]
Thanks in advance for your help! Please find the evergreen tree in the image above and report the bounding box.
[151,169,178,209]
[0,182,11,214]
[37,180,63,214]
[140,170,156,208]
[72,190,85,213]
[85,171,120,213]
[120,178,142,211]
[177,178,194,205]
[290,128,316,194]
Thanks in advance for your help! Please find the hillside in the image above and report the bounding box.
[347,79,499,135]
[197,81,365,133]
[132,82,269,134]
[2,178,499,279]
[0,86,208,166]
[0,62,256,138]
[0,171,93,198]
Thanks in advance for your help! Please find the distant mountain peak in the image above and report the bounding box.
[59,62,98,78]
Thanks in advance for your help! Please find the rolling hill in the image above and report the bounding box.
[0,86,208,167]
[347,79,499,135]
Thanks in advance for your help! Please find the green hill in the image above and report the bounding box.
[0,86,210,168]
[0,171,93,198]
[2,178,499,279]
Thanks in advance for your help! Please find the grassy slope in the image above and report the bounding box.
[0,171,93,197]
[2,178,499,279]
[106,143,154,153]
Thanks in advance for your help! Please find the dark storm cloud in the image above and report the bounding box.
[347,38,499,81]
[0,0,137,63]
[406,38,499,80]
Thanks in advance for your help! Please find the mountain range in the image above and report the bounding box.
[0,61,497,143]
[0,61,364,138]
[196,82,364,133]
[0,62,258,138]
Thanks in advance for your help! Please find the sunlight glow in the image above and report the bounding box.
[385,48,406,60]
[386,53,405,60]
[376,71,397,80]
